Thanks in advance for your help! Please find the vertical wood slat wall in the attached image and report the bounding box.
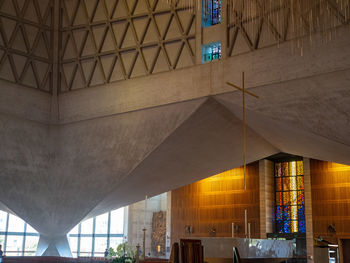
[171,162,260,244]
[304,158,314,263]
[259,159,275,238]
[310,159,350,242]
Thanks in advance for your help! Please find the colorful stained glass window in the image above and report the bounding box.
[297,176,304,190]
[276,192,282,206]
[297,192,305,205]
[275,163,282,177]
[202,0,221,28]
[275,177,282,191]
[276,206,283,220]
[275,160,305,233]
[201,42,221,63]
[296,161,303,175]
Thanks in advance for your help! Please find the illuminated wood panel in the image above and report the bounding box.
[171,162,260,243]
[310,160,350,242]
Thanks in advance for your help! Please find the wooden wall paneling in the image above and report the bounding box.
[310,160,350,242]
[171,162,260,244]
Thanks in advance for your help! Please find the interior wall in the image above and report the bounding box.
[127,193,167,257]
[170,162,260,244]
[310,160,350,243]
[259,159,274,238]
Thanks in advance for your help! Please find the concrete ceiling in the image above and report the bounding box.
[0,0,349,255]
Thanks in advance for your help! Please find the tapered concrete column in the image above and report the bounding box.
[36,235,72,257]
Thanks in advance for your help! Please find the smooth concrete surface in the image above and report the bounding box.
[214,98,350,165]
[0,98,205,237]
[36,235,72,258]
[85,98,280,218]
[0,82,51,124]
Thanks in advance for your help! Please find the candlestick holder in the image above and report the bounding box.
[142,228,147,259]
[135,244,140,263]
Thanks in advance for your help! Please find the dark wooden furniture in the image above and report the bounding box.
[179,239,203,263]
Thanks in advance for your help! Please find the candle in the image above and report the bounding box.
[144,195,148,227]
[136,218,139,242]
[244,209,247,238]
[248,223,251,239]
[232,223,234,238]
[157,245,161,253]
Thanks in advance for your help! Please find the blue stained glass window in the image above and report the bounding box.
[201,42,221,64]
[283,221,291,233]
[298,206,305,221]
[276,206,283,220]
[202,0,221,28]
[275,160,306,233]
[298,220,306,233]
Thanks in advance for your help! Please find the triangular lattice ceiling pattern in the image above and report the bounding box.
[227,0,350,56]
[1,0,349,93]
[0,0,53,92]
[59,0,196,92]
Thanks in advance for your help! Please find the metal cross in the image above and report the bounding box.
[226,72,259,190]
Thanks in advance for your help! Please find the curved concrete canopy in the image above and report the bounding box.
[0,98,204,236]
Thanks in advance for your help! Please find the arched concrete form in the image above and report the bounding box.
[0,98,205,240]
[86,98,280,218]
[36,235,72,257]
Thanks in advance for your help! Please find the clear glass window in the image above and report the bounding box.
[110,208,124,234]
[79,237,92,254]
[7,214,25,232]
[95,213,108,234]
[94,237,107,254]
[0,210,39,256]
[0,211,7,231]
[26,224,37,234]
[68,207,125,257]
[24,236,39,256]
[68,236,78,254]
[6,235,24,256]
[81,218,93,234]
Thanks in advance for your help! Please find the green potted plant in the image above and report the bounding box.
[110,242,136,263]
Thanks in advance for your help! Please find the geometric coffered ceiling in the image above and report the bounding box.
[1,0,348,93]
[59,0,196,92]
[0,0,196,93]
[228,0,350,56]
[0,0,53,92]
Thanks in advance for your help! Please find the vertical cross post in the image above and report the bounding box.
[226,72,259,190]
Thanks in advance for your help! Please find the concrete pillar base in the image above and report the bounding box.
[36,235,72,257]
